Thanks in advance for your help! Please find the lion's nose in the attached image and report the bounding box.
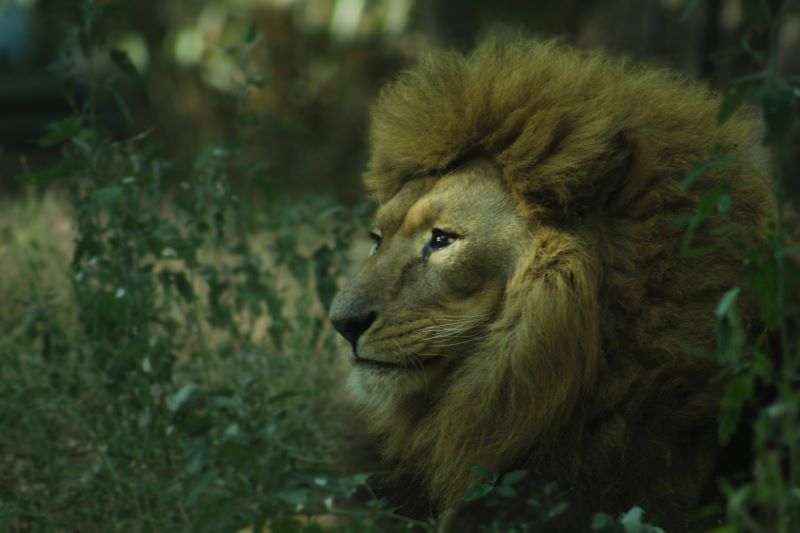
[330,310,377,346]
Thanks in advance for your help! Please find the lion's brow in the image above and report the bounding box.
[399,197,434,235]
[373,176,439,235]
[374,205,402,235]
[375,196,434,237]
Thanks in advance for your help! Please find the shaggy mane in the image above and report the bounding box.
[359,37,775,529]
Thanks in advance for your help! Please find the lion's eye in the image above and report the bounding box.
[430,228,457,250]
[369,231,382,255]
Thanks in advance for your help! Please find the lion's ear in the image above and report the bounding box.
[507,128,636,222]
[584,129,636,209]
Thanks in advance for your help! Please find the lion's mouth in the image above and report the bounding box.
[353,354,442,371]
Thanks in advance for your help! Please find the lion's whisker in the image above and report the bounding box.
[431,338,485,348]
[419,318,487,332]
[417,324,486,340]
[429,313,489,319]
[367,319,486,345]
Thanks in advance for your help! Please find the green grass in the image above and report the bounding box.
[0,191,367,531]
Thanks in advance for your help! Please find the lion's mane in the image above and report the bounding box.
[359,38,775,526]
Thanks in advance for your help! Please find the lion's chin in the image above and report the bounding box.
[346,357,446,413]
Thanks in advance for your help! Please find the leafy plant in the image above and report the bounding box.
[2,1,391,531]
[460,467,569,531]
[682,1,800,531]
[591,506,665,533]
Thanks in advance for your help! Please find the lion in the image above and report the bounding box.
[329,37,775,530]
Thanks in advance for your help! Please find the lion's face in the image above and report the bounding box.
[330,163,529,405]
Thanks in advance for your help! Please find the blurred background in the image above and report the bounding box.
[1,0,798,201]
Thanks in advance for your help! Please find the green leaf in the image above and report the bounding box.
[167,385,195,412]
[716,310,745,364]
[494,485,515,498]
[619,506,645,531]
[470,465,497,482]
[715,287,745,366]
[681,155,735,191]
[185,470,217,507]
[717,192,732,212]
[619,506,665,533]
[549,500,569,519]
[462,483,493,502]
[110,48,139,79]
[501,469,528,486]
[593,507,665,533]
[591,512,624,532]
[718,371,755,444]
[740,33,767,65]
[342,473,370,487]
[680,185,729,256]
[277,489,309,508]
[268,388,316,403]
[716,287,742,319]
[752,350,774,382]
[37,117,84,146]
[91,186,124,209]
[717,79,761,125]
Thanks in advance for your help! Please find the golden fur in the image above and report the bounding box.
[334,37,776,529]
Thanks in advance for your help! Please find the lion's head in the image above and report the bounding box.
[331,162,529,411]
[330,37,775,527]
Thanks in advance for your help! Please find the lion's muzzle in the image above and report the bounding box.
[329,290,378,348]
